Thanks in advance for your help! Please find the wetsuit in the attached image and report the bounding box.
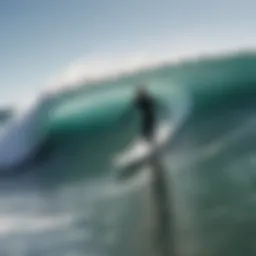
[134,91,156,141]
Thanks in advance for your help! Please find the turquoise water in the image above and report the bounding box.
[1,52,256,256]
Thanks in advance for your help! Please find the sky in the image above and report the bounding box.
[1,0,256,108]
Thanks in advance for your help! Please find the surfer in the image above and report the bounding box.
[134,86,157,142]
[134,86,174,255]
[117,85,174,255]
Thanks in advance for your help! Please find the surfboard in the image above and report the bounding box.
[114,123,172,172]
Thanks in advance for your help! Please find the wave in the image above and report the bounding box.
[0,51,256,171]
[1,51,256,256]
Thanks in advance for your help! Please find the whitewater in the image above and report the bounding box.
[0,51,256,256]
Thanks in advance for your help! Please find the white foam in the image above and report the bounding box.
[0,214,73,235]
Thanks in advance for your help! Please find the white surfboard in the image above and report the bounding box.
[114,123,172,170]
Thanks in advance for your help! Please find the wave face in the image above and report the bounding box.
[0,52,256,256]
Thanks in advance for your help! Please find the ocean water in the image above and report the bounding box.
[1,52,256,256]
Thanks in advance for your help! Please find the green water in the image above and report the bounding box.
[1,52,256,256]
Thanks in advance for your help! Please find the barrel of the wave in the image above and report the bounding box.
[48,88,135,136]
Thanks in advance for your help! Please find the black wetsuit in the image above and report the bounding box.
[134,92,156,141]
